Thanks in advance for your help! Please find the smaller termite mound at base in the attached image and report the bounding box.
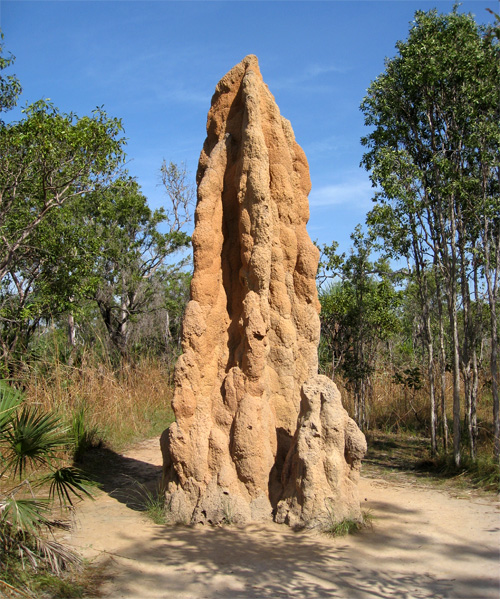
[161,55,366,527]
[275,375,367,528]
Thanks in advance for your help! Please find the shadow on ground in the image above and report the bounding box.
[79,441,499,599]
[80,445,163,510]
[99,519,498,599]
[363,432,499,493]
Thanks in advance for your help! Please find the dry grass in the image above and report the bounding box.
[336,369,494,444]
[22,357,175,451]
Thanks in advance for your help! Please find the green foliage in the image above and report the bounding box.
[393,367,422,391]
[366,431,499,492]
[0,94,126,370]
[319,228,401,428]
[361,7,499,272]
[1,553,94,598]
[0,380,23,431]
[44,467,96,508]
[2,406,68,478]
[0,37,194,378]
[360,6,500,462]
[35,572,86,598]
[0,31,21,116]
[90,174,192,358]
[361,5,500,270]
[0,99,125,280]
[144,492,168,525]
[426,453,500,492]
[0,170,193,371]
[0,381,94,580]
[324,517,364,537]
[0,77,192,372]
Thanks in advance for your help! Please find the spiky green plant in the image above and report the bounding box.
[0,381,94,587]
[2,405,67,478]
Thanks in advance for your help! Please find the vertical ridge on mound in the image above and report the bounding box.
[162,55,365,527]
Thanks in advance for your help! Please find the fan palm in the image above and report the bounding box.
[0,381,94,578]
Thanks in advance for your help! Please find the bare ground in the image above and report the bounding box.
[63,438,500,599]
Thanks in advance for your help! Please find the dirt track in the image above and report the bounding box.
[64,438,500,599]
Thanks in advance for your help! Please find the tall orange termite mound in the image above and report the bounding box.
[161,55,366,527]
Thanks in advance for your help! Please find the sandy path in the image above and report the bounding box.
[64,438,500,599]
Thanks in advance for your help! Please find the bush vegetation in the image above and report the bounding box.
[0,381,96,597]
[0,5,498,595]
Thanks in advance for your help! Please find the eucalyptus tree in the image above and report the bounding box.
[474,8,500,460]
[0,185,111,367]
[319,228,401,431]
[0,38,125,369]
[0,101,125,285]
[90,168,193,360]
[360,7,500,464]
[0,32,21,118]
[367,200,442,452]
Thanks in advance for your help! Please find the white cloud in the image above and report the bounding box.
[304,135,342,157]
[309,177,374,209]
[153,85,208,106]
[270,63,345,91]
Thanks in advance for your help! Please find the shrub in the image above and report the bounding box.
[0,381,94,586]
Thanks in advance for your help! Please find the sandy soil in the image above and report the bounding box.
[63,438,500,599]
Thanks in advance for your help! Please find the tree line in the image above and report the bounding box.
[319,7,499,466]
[0,33,193,378]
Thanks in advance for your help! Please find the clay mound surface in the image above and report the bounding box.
[162,55,365,527]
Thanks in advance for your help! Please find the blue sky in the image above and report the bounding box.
[0,0,495,255]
